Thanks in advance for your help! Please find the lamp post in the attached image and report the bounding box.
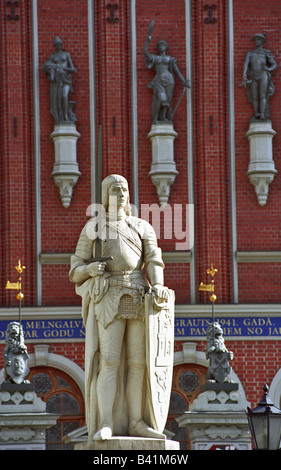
[246,384,281,450]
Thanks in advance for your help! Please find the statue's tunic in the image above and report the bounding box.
[69,215,164,438]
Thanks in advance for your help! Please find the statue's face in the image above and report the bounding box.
[253,36,264,47]
[214,326,223,338]
[9,323,20,338]
[108,182,128,210]
[157,42,167,53]
[54,41,62,51]
[13,356,25,375]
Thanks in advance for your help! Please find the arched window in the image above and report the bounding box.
[166,363,207,449]
[28,367,85,450]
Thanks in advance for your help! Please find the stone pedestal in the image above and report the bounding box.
[50,123,81,208]
[75,437,179,451]
[0,383,59,450]
[148,123,178,206]
[246,121,277,206]
[176,385,252,450]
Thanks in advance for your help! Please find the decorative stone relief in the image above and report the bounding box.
[0,427,36,442]
[205,425,242,440]
[189,389,247,412]
[0,390,46,412]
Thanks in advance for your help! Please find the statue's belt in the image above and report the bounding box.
[108,272,148,294]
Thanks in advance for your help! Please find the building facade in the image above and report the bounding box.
[1,0,281,449]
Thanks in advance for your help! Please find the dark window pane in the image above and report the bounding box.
[57,375,72,388]
[62,393,80,415]
[31,372,52,395]
[169,392,187,414]
[46,423,61,442]
[179,370,200,393]
[63,421,79,436]
[46,393,62,414]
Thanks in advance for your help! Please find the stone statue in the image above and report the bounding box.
[242,33,277,121]
[143,20,190,124]
[42,36,77,124]
[4,322,29,385]
[69,174,174,441]
[205,322,234,384]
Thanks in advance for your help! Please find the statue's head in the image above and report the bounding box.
[53,36,63,49]
[252,33,266,45]
[157,40,168,52]
[6,322,21,341]
[102,174,131,215]
[13,355,26,376]
[207,321,224,342]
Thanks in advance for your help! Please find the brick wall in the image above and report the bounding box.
[233,0,281,302]
[0,1,35,307]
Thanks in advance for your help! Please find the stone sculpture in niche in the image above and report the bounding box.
[69,174,175,441]
[42,36,77,124]
[143,20,190,124]
[242,33,277,122]
[144,19,190,205]
[242,33,278,206]
[42,37,81,208]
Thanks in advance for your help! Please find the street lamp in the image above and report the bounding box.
[246,384,281,450]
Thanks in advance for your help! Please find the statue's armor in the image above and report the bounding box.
[70,216,164,328]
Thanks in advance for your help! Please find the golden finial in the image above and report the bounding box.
[5,259,26,322]
[198,263,218,303]
[206,263,218,279]
[15,259,26,275]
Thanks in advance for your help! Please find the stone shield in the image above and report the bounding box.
[145,289,175,433]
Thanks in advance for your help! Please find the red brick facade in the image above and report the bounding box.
[1,0,281,449]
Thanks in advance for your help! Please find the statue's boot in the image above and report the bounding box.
[93,426,112,441]
[94,351,120,441]
[127,361,165,439]
[129,420,165,439]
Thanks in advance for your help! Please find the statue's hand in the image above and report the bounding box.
[152,284,169,307]
[86,261,106,277]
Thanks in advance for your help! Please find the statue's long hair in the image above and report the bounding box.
[101,174,131,215]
